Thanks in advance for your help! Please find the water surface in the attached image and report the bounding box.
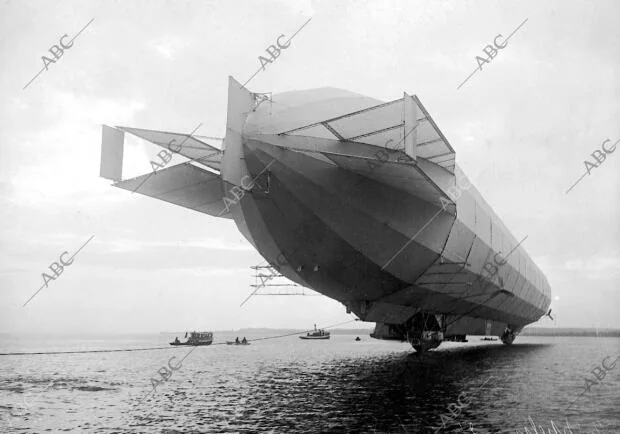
[1,334,618,433]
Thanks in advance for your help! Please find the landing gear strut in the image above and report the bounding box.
[501,326,517,345]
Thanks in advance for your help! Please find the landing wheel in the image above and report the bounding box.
[410,335,442,353]
[405,313,445,353]
[412,343,441,353]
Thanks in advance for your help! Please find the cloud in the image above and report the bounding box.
[6,91,145,208]
[148,35,191,60]
[170,267,248,277]
[563,251,620,278]
[276,0,315,17]
[102,238,253,253]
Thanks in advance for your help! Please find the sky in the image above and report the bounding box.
[0,0,618,334]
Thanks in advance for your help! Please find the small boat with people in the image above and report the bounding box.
[299,324,330,340]
[226,336,250,345]
[170,331,213,346]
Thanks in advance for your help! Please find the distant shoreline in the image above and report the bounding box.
[167,327,620,337]
[2,327,618,338]
[519,327,620,337]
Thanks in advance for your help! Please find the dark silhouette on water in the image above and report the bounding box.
[170,331,213,346]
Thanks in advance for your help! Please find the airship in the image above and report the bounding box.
[100,77,551,352]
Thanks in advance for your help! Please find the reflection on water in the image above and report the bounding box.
[1,335,619,433]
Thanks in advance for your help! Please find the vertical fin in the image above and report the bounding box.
[220,77,259,247]
[100,125,124,181]
[222,76,255,184]
[403,92,417,162]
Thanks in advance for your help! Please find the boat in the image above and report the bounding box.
[101,77,552,353]
[481,337,498,341]
[444,335,468,343]
[170,331,213,346]
[300,324,330,340]
[355,337,361,341]
[226,337,250,345]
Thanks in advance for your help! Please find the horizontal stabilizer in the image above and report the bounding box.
[114,162,231,219]
[251,134,456,213]
[324,153,455,213]
[279,94,455,172]
[117,126,224,172]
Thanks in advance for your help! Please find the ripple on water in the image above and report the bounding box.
[1,335,619,433]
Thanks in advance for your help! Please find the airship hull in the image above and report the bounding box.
[233,138,550,334]
[222,77,551,345]
[101,76,552,348]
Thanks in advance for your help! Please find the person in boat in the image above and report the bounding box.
[235,337,240,344]
[241,337,247,344]
[174,337,180,344]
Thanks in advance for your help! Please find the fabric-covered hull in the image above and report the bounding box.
[230,137,549,331]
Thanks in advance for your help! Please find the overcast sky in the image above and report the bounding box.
[1,0,618,334]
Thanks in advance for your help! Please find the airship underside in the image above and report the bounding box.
[100,77,551,351]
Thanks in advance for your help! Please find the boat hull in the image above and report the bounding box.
[169,341,212,346]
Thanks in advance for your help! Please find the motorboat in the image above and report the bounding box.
[299,324,330,340]
[170,331,213,346]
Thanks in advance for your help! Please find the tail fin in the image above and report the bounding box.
[221,76,255,184]
[100,125,124,181]
[99,121,231,219]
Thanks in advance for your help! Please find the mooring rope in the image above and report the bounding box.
[0,319,359,356]
[0,346,172,356]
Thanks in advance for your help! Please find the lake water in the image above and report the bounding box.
[1,333,618,433]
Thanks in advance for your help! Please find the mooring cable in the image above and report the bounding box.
[0,346,172,356]
[0,319,359,357]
